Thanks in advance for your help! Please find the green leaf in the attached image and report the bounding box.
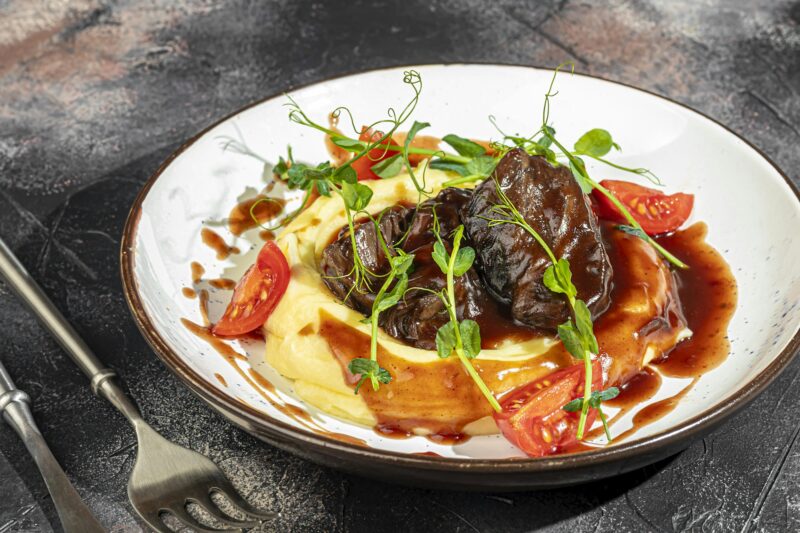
[464,155,496,177]
[348,357,376,376]
[340,181,373,211]
[595,387,619,403]
[337,165,358,184]
[568,158,592,194]
[459,319,481,359]
[574,128,618,158]
[404,121,430,159]
[429,160,469,176]
[616,224,648,240]
[566,387,621,410]
[372,153,404,179]
[563,398,582,412]
[543,259,576,300]
[375,366,392,384]
[573,299,598,354]
[557,321,586,360]
[348,358,392,393]
[432,240,449,274]
[442,134,486,158]
[435,321,457,359]
[452,246,475,276]
[390,251,415,275]
[332,137,365,151]
[375,274,408,312]
[315,180,330,196]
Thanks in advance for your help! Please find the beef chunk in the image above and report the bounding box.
[320,188,492,350]
[320,205,410,314]
[462,148,613,330]
[380,187,490,350]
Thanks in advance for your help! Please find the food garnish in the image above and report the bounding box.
[214,65,704,455]
[592,179,694,236]
[212,241,290,336]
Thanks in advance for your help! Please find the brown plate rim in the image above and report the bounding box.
[120,62,800,473]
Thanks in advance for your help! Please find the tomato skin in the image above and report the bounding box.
[212,241,290,336]
[493,360,603,457]
[592,180,694,236]
[349,127,401,181]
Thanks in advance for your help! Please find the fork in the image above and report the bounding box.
[0,236,276,532]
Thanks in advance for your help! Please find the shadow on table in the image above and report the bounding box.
[338,453,678,532]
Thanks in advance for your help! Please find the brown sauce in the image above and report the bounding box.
[321,315,571,437]
[201,228,240,260]
[228,196,285,236]
[190,261,205,283]
[214,372,228,387]
[321,222,737,443]
[182,317,368,448]
[613,378,699,443]
[209,278,236,290]
[197,289,210,326]
[652,223,737,377]
[607,367,662,410]
[259,230,275,241]
[182,287,197,299]
[426,433,470,445]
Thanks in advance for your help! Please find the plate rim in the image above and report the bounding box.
[120,62,800,473]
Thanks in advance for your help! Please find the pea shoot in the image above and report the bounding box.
[348,222,414,393]
[492,62,687,269]
[483,180,616,439]
[429,210,502,413]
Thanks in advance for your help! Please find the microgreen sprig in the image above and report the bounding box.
[429,134,499,187]
[483,180,609,439]
[563,386,619,441]
[429,211,502,413]
[348,245,414,394]
[535,63,687,269]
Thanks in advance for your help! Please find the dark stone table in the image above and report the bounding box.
[1,1,798,531]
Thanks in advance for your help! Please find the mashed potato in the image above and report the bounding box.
[261,167,687,435]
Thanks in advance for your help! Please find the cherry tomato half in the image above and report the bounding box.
[349,127,401,181]
[212,241,290,336]
[592,179,694,236]
[493,360,602,457]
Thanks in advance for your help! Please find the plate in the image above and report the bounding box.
[121,64,800,489]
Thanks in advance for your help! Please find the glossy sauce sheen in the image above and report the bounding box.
[321,222,737,440]
[182,317,368,448]
[201,228,240,260]
[228,196,285,236]
[653,223,737,377]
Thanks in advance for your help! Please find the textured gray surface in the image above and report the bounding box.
[0,1,798,532]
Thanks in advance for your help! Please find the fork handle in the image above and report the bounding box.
[1,384,105,533]
[0,238,143,423]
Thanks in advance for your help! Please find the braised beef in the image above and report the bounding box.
[462,148,613,330]
[320,151,613,346]
[320,205,410,314]
[380,188,491,350]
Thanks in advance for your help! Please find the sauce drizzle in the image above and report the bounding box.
[228,196,286,236]
[201,228,240,260]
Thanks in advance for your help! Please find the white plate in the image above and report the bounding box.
[121,64,800,487]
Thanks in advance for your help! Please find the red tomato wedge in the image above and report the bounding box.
[350,127,401,181]
[212,241,290,336]
[592,179,694,236]
[493,360,602,457]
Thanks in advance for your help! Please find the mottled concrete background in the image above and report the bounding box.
[0,1,798,532]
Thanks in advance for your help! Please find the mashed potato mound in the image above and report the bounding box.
[261,167,687,434]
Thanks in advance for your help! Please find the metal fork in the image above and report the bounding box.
[0,237,276,532]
